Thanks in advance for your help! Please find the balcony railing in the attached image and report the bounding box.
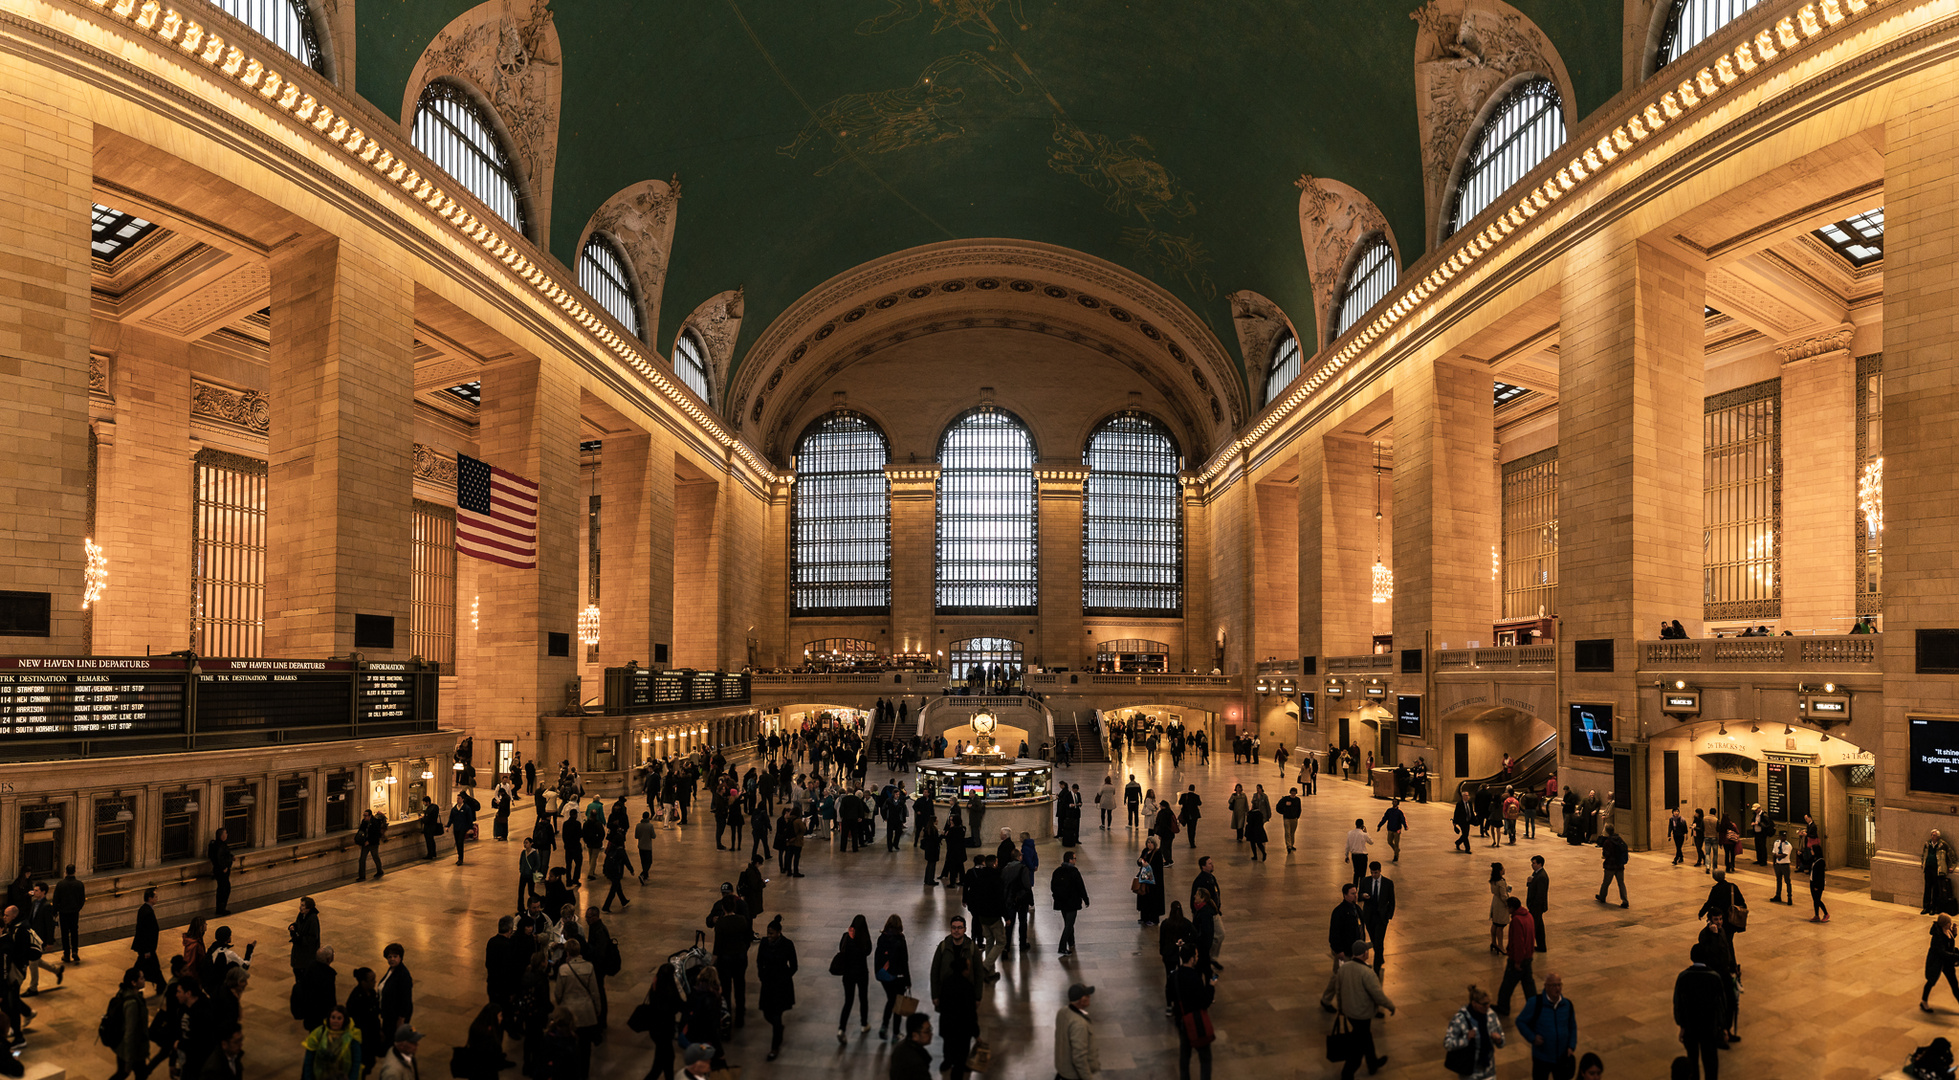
[1638,634,1881,670]
[1257,659,1302,676]
[1326,654,1393,673]
[1087,673,1238,688]
[1434,646,1557,671]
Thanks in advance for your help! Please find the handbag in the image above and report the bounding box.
[1444,1044,1477,1075]
[1180,1009,1216,1049]
[893,994,919,1016]
[1325,1013,1355,1062]
[828,951,848,977]
[966,1039,993,1072]
[626,1002,657,1033]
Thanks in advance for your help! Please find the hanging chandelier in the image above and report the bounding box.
[1372,560,1394,604]
[1371,442,1392,604]
[1859,456,1883,535]
[83,538,108,609]
[579,603,602,647]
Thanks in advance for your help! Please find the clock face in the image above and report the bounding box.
[972,711,997,736]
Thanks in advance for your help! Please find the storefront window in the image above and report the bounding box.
[94,796,134,872]
[275,777,308,843]
[19,803,64,877]
[161,790,201,863]
[1502,449,1558,620]
[222,783,256,848]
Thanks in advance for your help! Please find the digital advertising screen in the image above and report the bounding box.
[1910,718,1959,796]
[1396,695,1423,737]
[1568,702,1614,757]
[1299,691,1315,725]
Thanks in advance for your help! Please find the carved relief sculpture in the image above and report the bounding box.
[403,0,563,246]
[683,289,746,408]
[1409,0,1574,250]
[190,380,270,437]
[581,177,681,347]
[1226,290,1292,396]
[1294,175,1398,347]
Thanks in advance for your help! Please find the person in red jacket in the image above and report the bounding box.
[1494,897,1537,1015]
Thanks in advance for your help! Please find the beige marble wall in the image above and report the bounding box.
[673,476,720,669]
[1035,468,1086,669]
[95,332,193,656]
[1779,353,1858,633]
[888,467,939,658]
[1392,358,1498,651]
[597,431,675,670]
[1254,479,1298,665]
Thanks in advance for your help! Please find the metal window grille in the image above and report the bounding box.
[936,409,1037,614]
[206,0,324,71]
[949,637,1024,682]
[411,501,456,668]
[1446,78,1566,238]
[160,790,200,862]
[1501,449,1559,620]
[1332,235,1398,342]
[411,80,526,235]
[1083,412,1182,616]
[1095,639,1169,673]
[1658,0,1765,67]
[1814,209,1885,268]
[90,203,159,262]
[93,796,134,873]
[324,770,354,833]
[18,803,62,877]
[191,449,267,657]
[1856,354,1882,614]
[275,777,306,842]
[802,638,880,661]
[580,235,641,338]
[1703,380,1781,619]
[675,330,713,404]
[1263,333,1301,407]
[223,783,256,848]
[793,413,891,615]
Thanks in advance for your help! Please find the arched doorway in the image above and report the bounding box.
[1650,721,1871,873]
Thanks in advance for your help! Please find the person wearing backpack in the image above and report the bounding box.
[551,938,604,1074]
[104,965,151,1080]
[1512,973,1577,1080]
[1594,826,1629,909]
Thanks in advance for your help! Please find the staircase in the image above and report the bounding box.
[1050,711,1109,764]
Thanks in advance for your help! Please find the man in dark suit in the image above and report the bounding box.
[1358,861,1395,974]
[208,828,234,916]
[710,897,754,1025]
[420,800,441,860]
[1049,851,1089,956]
[379,942,414,1042]
[132,886,164,990]
[1321,882,1366,1011]
[1527,855,1550,952]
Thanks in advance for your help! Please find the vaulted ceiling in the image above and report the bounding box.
[355,1,1620,393]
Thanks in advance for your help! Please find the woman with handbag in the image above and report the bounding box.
[1443,985,1505,1080]
[756,916,798,1061]
[1924,914,1959,1012]
[1172,942,1217,1080]
[1489,864,1513,954]
[550,938,603,1077]
[1136,837,1167,926]
[636,963,685,1080]
[873,914,913,1041]
[833,914,873,1043]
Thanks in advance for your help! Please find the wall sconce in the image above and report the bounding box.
[295,784,310,799]
[115,805,134,822]
[384,775,399,785]
[235,788,256,806]
[182,797,200,813]
[41,812,62,830]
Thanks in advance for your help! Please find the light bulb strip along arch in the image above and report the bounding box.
[1199,0,1896,486]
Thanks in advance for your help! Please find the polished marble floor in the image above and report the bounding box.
[33,750,1944,1078]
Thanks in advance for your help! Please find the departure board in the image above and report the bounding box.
[358,664,419,724]
[0,657,188,739]
[198,659,354,729]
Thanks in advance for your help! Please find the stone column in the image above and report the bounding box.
[1035,466,1087,670]
[470,357,581,754]
[94,333,194,655]
[596,430,675,670]
[1559,232,1706,836]
[672,476,720,670]
[0,89,91,650]
[887,465,939,662]
[265,235,415,658]
[1300,436,1378,661]
[1392,358,1499,652]
[1874,67,1959,904]
[1254,480,1298,666]
[1777,341,1856,632]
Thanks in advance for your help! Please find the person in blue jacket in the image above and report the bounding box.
[1512,972,1578,1080]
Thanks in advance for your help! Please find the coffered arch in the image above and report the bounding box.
[734,240,1244,466]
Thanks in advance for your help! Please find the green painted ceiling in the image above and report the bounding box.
[356,1,1621,391]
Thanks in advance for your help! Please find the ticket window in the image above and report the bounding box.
[222,784,257,848]
[19,803,65,878]
[93,796,135,873]
[161,791,201,863]
[323,771,355,834]
[275,778,309,843]
[589,736,619,773]
[369,766,397,821]
[496,740,515,779]
[405,776,429,820]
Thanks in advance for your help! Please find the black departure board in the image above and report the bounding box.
[602,667,749,715]
[198,659,355,729]
[359,664,420,724]
[0,657,188,739]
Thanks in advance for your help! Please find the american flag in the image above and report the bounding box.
[456,453,539,569]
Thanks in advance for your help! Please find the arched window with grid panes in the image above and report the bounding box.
[207,0,325,73]
[674,329,713,404]
[1656,0,1764,69]
[1331,233,1398,344]
[1083,412,1182,617]
[579,234,641,340]
[1263,331,1301,408]
[410,80,527,236]
[792,412,891,616]
[936,408,1037,614]
[1445,77,1566,239]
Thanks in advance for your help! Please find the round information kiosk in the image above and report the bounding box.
[917,708,1056,842]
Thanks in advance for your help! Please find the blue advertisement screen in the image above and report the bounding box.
[1569,703,1613,757]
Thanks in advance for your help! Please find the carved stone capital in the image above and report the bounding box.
[190,380,269,437]
[1775,325,1855,364]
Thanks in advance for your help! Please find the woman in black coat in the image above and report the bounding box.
[942,813,968,888]
[873,914,911,1040]
[1152,800,1178,867]
[685,967,729,1069]
[756,916,798,1061]
[641,963,685,1080]
[1924,913,1959,1012]
[921,818,943,887]
[1136,836,1167,926]
[834,913,873,1042]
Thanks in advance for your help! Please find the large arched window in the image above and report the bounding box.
[579,235,641,339]
[411,80,526,235]
[674,329,713,404]
[949,637,1024,682]
[792,412,891,616]
[208,0,323,72]
[1331,234,1398,343]
[1083,412,1182,616]
[1263,332,1301,407]
[936,409,1037,614]
[1657,0,1763,68]
[1446,77,1566,238]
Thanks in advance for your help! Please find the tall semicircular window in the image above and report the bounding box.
[936,408,1037,615]
[208,0,323,72]
[1263,331,1301,408]
[1083,412,1183,616]
[1332,233,1398,343]
[674,329,713,404]
[1657,0,1764,68]
[792,412,891,615]
[411,80,526,236]
[579,235,641,339]
[1446,77,1566,239]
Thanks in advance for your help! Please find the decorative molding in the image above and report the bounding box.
[683,288,744,408]
[143,261,270,337]
[190,379,269,436]
[1227,289,1292,394]
[88,351,112,400]
[1775,323,1855,363]
[1410,0,1575,250]
[402,0,563,247]
[1294,175,1398,346]
[581,177,680,346]
[414,442,460,488]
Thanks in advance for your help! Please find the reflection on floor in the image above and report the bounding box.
[30,750,1942,1078]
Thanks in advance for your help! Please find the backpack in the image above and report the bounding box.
[97,991,126,1049]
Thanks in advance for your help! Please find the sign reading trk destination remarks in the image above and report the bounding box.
[0,657,188,738]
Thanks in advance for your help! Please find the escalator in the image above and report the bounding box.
[1453,733,1559,805]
